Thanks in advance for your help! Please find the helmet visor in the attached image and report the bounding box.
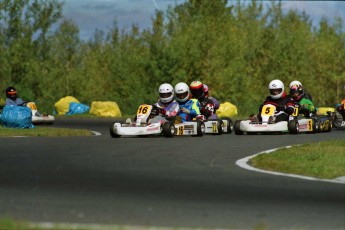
[159,92,172,99]
[269,88,282,95]
[176,92,189,100]
[190,87,203,98]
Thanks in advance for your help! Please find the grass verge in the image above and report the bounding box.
[249,140,345,179]
[0,126,92,137]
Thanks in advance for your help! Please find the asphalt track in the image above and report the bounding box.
[0,118,344,229]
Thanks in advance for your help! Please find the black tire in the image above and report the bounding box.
[196,120,205,136]
[222,117,233,134]
[316,119,322,133]
[326,118,332,132]
[288,119,299,134]
[110,122,121,138]
[162,122,175,137]
[216,119,223,135]
[234,120,243,135]
[332,111,343,128]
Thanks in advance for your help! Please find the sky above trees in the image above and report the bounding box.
[62,0,345,40]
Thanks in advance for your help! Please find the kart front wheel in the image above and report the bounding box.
[110,122,121,138]
[162,122,175,137]
[234,120,243,135]
[288,119,299,134]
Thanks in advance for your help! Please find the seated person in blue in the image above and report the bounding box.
[174,82,201,122]
[5,86,26,106]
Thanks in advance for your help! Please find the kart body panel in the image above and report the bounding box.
[174,121,205,136]
[111,122,163,136]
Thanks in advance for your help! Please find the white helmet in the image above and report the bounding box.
[289,80,302,88]
[174,82,190,102]
[269,79,284,99]
[159,83,174,104]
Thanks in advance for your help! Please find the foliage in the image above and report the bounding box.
[0,0,344,116]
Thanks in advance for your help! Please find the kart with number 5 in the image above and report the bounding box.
[234,104,320,135]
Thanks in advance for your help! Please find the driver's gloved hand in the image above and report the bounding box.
[180,107,190,114]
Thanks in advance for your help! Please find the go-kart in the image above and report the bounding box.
[234,104,320,135]
[174,117,205,137]
[202,117,233,135]
[26,102,55,125]
[110,104,205,138]
[110,104,175,138]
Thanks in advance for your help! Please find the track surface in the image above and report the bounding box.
[0,118,344,229]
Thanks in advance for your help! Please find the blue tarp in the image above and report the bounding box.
[66,102,90,115]
[0,105,34,128]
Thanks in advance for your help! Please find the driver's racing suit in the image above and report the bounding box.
[177,99,201,122]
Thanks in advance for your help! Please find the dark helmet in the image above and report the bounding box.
[6,86,17,99]
[190,81,205,100]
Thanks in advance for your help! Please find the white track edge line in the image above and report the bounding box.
[236,146,345,184]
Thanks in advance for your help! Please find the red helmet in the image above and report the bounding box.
[190,81,204,100]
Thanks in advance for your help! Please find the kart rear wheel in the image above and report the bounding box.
[196,120,205,136]
[326,118,332,132]
[162,122,175,137]
[222,117,233,134]
[110,122,121,138]
[288,119,299,134]
[332,111,343,128]
[216,119,223,135]
[316,119,322,133]
[234,120,243,135]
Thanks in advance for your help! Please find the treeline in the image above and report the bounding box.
[0,0,344,116]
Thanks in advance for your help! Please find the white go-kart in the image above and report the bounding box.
[27,102,55,125]
[110,104,205,138]
[234,104,317,135]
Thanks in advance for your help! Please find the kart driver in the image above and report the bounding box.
[149,83,179,124]
[289,80,313,101]
[189,81,218,120]
[174,82,201,122]
[289,83,315,117]
[5,86,26,106]
[253,79,295,123]
[203,84,220,115]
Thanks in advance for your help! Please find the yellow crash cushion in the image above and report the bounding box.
[90,101,122,117]
[317,107,335,115]
[54,96,80,115]
[216,102,238,117]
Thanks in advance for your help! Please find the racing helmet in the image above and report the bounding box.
[268,79,284,99]
[190,81,204,100]
[289,80,302,88]
[289,84,304,100]
[158,83,174,104]
[203,84,209,96]
[6,86,17,100]
[174,82,190,102]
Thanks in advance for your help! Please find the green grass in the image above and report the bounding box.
[249,140,345,179]
[0,126,92,137]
